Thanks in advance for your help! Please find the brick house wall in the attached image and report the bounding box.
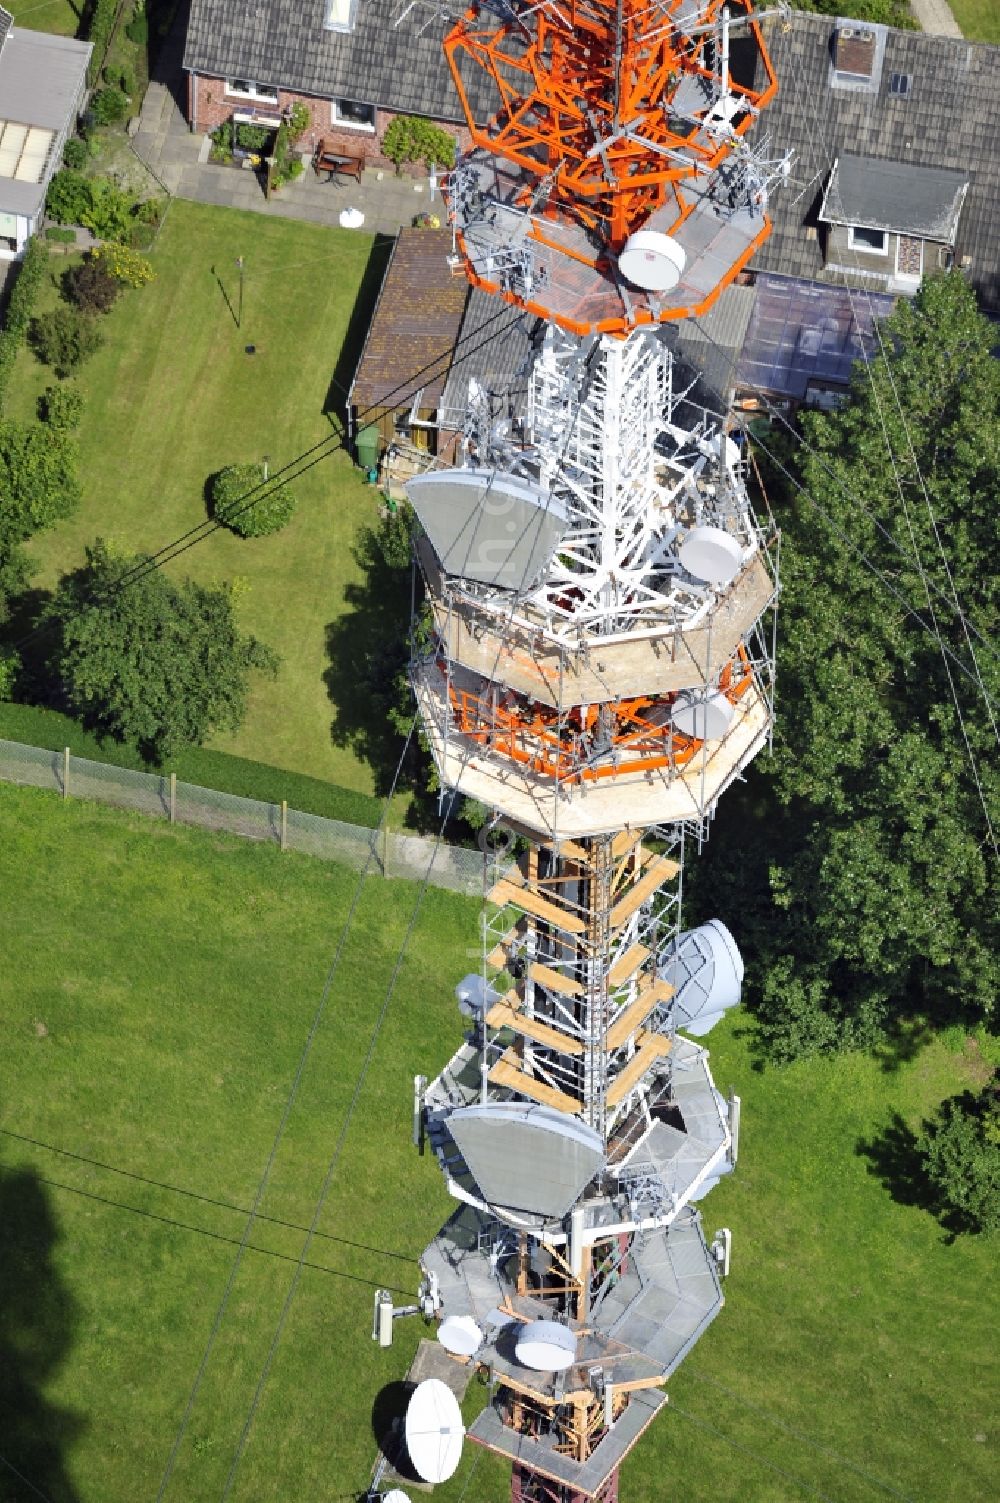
[187,73,473,172]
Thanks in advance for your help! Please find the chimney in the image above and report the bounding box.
[834,25,877,80]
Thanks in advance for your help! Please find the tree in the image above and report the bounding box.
[0,418,81,544]
[919,1078,1000,1236]
[43,539,280,760]
[694,273,999,1060]
[30,307,103,378]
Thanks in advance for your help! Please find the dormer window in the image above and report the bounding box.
[324,0,358,31]
[847,225,888,256]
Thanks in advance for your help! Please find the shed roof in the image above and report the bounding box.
[0,28,90,216]
[749,13,1000,310]
[819,153,968,241]
[350,228,468,413]
[670,282,757,405]
[183,0,495,123]
[439,288,536,428]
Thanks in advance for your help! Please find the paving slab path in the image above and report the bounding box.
[909,0,964,39]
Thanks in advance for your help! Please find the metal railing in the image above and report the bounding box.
[0,737,501,897]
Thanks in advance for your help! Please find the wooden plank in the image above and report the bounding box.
[607,942,650,989]
[611,830,644,860]
[486,999,585,1055]
[609,855,680,928]
[551,837,590,863]
[489,1050,582,1114]
[605,978,673,1051]
[529,961,584,998]
[488,867,524,906]
[491,879,587,934]
[606,1031,671,1108]
[486,943,509,970]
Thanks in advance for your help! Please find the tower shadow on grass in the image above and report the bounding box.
[0,1168,83,1502]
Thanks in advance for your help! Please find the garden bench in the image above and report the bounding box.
[312,141,365,184]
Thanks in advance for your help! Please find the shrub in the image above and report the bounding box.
[62,138,88,170]
[91,87,129,126]
[80,178,133,241]
[210,464,296,538]
[62,258,121,314]
[235,123,271,151]
[0,238,47,412]
[39,382,85,431]
[103,61,135,95]
[30,307,104,378]
[919,1079,1000,1236]
[46,168,92,226]
[124,3,148,45]
[45,227,77,243]
[382,116,456,171]
[91,242,154,287]
[287,101,311,138]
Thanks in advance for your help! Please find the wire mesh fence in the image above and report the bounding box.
[0,738,503,898]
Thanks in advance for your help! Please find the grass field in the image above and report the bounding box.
[7,203,403,800]
[4,0,81,36]
[1,781,996,1503]
[949,0,1000,43]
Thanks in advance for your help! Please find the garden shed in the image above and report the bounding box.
[348,227,467,463]
[0,17,91,261]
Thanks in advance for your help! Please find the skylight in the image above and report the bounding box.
[324,0,357,30]
[0,120,54,184]
[889,72,912,98]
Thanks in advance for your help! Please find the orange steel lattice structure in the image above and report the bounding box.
[444,0,779,333]
[447,646,755,783]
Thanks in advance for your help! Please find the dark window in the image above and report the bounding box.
[333,98,376,129]
[889,72,912,98]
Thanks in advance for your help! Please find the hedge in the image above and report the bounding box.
[0,238,48,413]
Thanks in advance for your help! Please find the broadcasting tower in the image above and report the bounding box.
[389,3,786,1498]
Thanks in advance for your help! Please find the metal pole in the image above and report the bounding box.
[62,746,70,800]
[280,799,288,852]
[236,256,244,330]
[169,771,177,824]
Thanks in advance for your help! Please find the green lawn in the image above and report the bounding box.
[4,0,81,36]
[8,203,402,800]
[1,781,996,1502]
[949,0,1000,43]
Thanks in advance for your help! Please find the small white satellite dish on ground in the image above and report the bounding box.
[670,690,735,741]
[514,1319,578,1372]
[383,1492,413,1503]
[678,525,744,585]
[404,1378,465,1483]
[339,206,365,228]
[618,229,687,292]
[438,1314,484,1357]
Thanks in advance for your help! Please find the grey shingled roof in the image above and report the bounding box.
[750,13,1000,311]
[183,0,495,124]
[819,153,968,241]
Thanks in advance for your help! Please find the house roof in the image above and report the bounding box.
[750,13,1000,310]
[669,282,757,406]
[350,228,468,413]
[819,153,968,242]
[183,0,495,123]
[0,27,90,216]
[737,272,896,401]
[439,288,536,428]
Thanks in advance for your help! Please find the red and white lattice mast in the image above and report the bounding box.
[379,4,788,1500]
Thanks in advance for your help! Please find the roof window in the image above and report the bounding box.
[324,0,358,30]
[888,72,912,98]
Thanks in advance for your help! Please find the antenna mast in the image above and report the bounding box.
[382,3,787,1498]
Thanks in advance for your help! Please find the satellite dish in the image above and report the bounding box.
[514,1319,578,1372]
[678,526,743,585]
[618,230,687,292]
[670,690,735,741]
[438,1314,484,1357]
[659,919,744,1035]
[454,973,500,1019]
[383,1493,413,1503]
[404,1378,465,1483]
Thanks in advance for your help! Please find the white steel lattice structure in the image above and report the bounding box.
[374,4,789,1501]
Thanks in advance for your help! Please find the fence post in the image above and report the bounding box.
[169,772,177,824]
[62,747,70,800]
[280,800,288,852]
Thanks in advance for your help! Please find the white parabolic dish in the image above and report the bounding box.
[618,229,687,292]
[383,1492,413,1503]
[405,1378,465,1484]
[437,1314,483,1357]
[678,525,744,585]
[514,1319,578,1372]
[671,689,736,741]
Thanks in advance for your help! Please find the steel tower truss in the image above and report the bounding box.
[385,2,787,1499]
